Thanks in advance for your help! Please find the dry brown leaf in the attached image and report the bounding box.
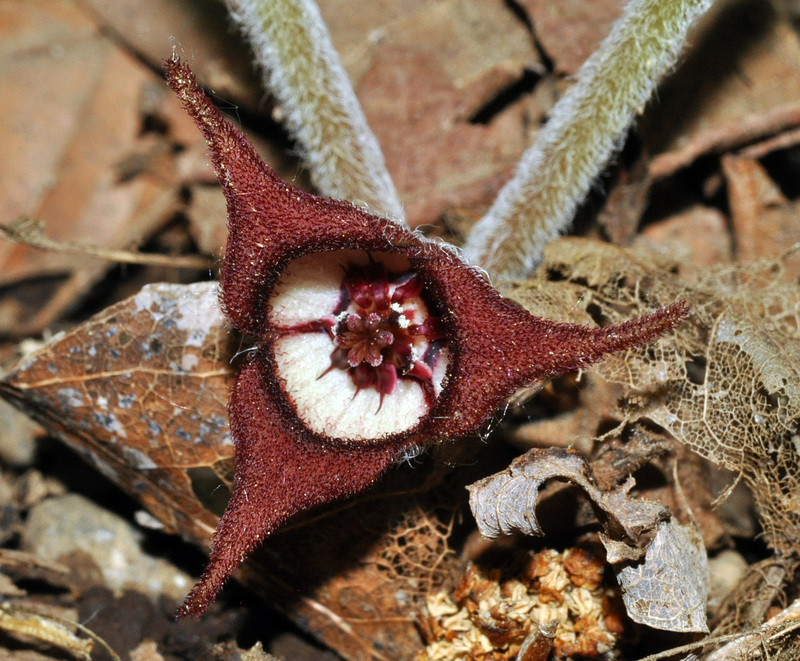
[0,0,209,335]
[321,0,539,102]
[467,447,708,633]
[633,205,733,268]
[595,153,652,247]
[0,282,233,546]
[644,0,800,175]
[517,0,625,75]
[237,449,474,661]
[721,154,800,277]
[507,374,625,455]
[81,0,263,112]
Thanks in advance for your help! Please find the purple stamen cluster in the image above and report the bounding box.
[324,261,444,405]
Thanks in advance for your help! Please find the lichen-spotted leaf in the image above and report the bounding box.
[0,281,235,546]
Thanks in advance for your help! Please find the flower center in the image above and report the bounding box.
[322,260,445,408]
[268,251,449,442]
[334,311,396,368]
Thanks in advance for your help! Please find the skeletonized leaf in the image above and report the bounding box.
[615,520,708,633]
[512,237,800,560]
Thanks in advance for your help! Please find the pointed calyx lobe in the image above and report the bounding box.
[164,56,689,617]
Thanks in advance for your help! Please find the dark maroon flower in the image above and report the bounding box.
[164,56,689,617]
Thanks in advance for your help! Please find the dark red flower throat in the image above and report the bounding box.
[164,55,689,618]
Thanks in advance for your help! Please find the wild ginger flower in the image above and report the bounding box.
[164,56,689,617]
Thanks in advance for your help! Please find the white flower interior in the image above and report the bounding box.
[269,251,449,442]
[273,334,429,440]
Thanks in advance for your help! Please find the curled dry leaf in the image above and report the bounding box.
[468,448,709,633]
[467,448,668,542]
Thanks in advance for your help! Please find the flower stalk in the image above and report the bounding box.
[463,0,715,281]
[224,0,404,221]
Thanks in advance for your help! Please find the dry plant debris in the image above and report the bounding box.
[0,602,94,660]
[506,237,800,631]
[417,547,622,660]
[534,241,800,545]
[0,600,126,661]
[468,448,708,633]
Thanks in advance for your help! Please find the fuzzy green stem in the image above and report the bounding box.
[463,0,715,280]
[225,0,404,222]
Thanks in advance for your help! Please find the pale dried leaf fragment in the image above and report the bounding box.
[525,239,800,556]
[0,601,123,661]
[468,448,709,633]
[615,520,708,633]
[418,548,618,660]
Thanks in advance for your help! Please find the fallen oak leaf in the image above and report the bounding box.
[467,447,708,633]
[163,55,690,617]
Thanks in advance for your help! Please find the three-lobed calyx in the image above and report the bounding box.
[164,55,689,617]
